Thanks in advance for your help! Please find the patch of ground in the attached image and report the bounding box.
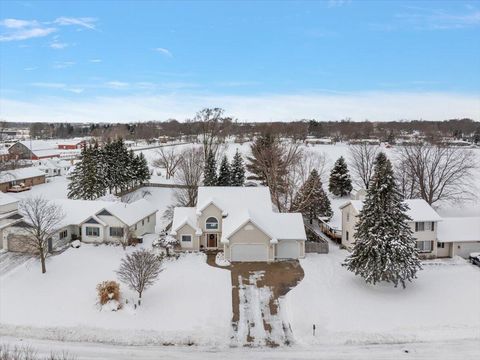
[207,254,304,347]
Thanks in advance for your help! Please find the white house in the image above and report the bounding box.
[3,199,158,253]
[340,199,442,259]
[437,217,480,258]
[170,186,307,262]
[34,158,73,177]
[0,193,23,251]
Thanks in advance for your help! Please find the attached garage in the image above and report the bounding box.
[276,240,300,259]
[230,244,269,262]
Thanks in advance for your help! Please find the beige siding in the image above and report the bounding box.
[176,223,199,250]
[341,204,357,250]
[197,203,223,249]
[224,221,274,261]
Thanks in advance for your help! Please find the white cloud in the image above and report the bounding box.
[0,19,38,28]
[53,61,75,69]
[24,67,37,71]
[54,17,97,30]
[154,47,173,57]
[30,82,66,88]
[0,26,56,41]
[89,59,102,63]
[327,0,350,8]
[105,81,129,89]
[50,41,68,49]
[65,88,84,94]
[1,92,478,123]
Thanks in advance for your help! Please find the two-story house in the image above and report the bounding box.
[340,199,442,259]
[170,186,307,262]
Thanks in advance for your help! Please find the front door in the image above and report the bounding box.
[207,234,217,248]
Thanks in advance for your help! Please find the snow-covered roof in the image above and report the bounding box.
[106,199,158,227]
[437,217,480,243]
[0,192,19,207]
[340,199,442,222]
[171,207,199,235]
[172,186,306,242]
[0,167,46,182]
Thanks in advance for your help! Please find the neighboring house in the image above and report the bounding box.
[170,186,307,262]
[8,140,62,160]
[3,198,158,253]
[57,139,86,150]
[437,217,480,258]
[340,199,442,259]
[0,192,23,251]
[35,158,73,177]
[0,167,46,192]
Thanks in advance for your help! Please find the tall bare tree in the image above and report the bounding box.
[116,249,163,305]
[349,143,379,189]
[397,144,478,205]
[194,108,231,159]
[152,146,182,180]
[18,197,65,274]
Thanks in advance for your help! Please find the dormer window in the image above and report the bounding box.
[206,217,219,230]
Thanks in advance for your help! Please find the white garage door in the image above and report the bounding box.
[454,242,480,258]
[231,244,268,262]
[276,241,299,259]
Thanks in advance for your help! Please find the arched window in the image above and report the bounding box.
[206,217,219,230]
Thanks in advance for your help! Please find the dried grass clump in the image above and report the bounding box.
[96,280,120,305]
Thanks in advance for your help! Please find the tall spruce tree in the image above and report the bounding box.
[230,149,245,186]
[328,156,353,196]
[203,149,217,186]
[217,155,231,186]
[291,169,332,224]
[136,152,151,186]
[67,144,88,199]
[343,152,421,288]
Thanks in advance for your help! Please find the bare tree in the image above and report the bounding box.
[152,146,182,180]
[18,197,65,274]
[194,108,231,160]
[396,144,478,205]
[119,226,135,250]
[349,143,379,189]
[163,147,204,222]
[116,249,163,305]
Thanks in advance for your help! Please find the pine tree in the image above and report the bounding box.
[68,144,104,200]
[291,169,332,224]
[203,149,217,186]
[230,149,245,186]
[217,155,231,186]
[67,144,88,199]
[136,152,151,186]
[343,152,421,288]
[328,156,352,196]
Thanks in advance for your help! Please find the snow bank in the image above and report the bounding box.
[284,246,480,346]
[0,246,232,346]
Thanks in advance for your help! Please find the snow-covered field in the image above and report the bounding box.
[0,245,232,346]
[284,246,480,346]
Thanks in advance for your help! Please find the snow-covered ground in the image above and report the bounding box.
[0,246,232,346]
[284,245,480,346]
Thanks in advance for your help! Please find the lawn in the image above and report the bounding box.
[0,244,232,346]
[284,246,480,345]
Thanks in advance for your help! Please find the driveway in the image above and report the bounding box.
[207,254,304,347]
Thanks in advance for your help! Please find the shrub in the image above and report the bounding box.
[96,280,120,305]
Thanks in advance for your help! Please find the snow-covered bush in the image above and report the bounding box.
[96,280,120,306]
[70,240,81,248]
[0,344,76,360]
[153,234,179,257]
[215,252,230,267]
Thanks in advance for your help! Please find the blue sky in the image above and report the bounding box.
[0,0,479,122]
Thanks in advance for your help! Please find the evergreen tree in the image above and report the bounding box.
[67,145,88,199]
[343,152,421,288]
[136,152,151,186]
[328,156,353,196]
[217,155,231,186]
[230,149,245,186]
[291,169,332,224]
[68,144,104,200]
[203,149,217,186]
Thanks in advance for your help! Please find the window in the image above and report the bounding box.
[346,213,350,222]
[59,230,68,239]
[109,227,124,237]
[438,242,445,249]
[346,231,349,241]
[181,235,192,242]
[147,216,150,223]
[142,219,145,226]
[415,222,425,232]
[86,227,100,237]
[416,241,432,252]
[135,224,137,230]
[205,217,218,230]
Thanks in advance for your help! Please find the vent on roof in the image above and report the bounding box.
[97,209,113,216]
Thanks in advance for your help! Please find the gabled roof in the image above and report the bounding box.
[105,199,158,227]
[0,167,46,182]
[340,199,442,222]
[171,207,199,235]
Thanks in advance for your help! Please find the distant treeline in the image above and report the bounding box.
[2,117,479,143]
